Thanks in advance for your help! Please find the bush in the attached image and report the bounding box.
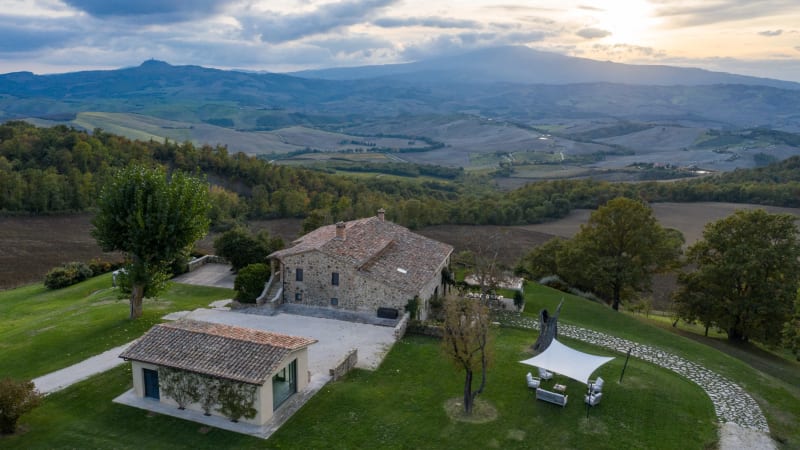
[513,291,525,311]
[217,380,257,422]
[0,378,42,435]
[214,228,283,272]
[234,263,270,303]
[44,262,93,289]
[88,258,123,276]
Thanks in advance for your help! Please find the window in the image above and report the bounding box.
[330,297,338,306]
[295,268,303,281]
[331,272,339,286]
[295,292,303,302]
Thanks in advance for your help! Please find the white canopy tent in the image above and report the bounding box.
[520,339,614,385]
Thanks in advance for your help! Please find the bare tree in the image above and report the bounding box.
[442,295,493,414]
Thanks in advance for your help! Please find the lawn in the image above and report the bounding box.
[520,284,800,447]
[0,273,234,379]
[267,330,717,450]
[3,330,716,449]
[1,278,798,448]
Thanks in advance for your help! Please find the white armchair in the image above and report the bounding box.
[526,372,541,389]
[588,376,604,394]
[584,392,603,406]
[538,367,553,380]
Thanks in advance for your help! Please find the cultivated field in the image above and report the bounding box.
[3,202,799,293]
[0,214,303,291]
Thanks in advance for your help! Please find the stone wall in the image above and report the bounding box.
[186,255,228,272]
[329,348,358,381]
[394,311,410,340]
[279,251,415,315]
[406,321,444,338]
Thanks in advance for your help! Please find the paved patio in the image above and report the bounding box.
[172,263,236,289]
[184,308,398,372]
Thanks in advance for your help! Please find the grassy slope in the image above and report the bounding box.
[3,330,716,450]
[267,330,716,450]
[1,279,796,448]
[521,284,800,447]
[0,274,234,379]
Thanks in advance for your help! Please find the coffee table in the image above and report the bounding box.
[553,383,567,392]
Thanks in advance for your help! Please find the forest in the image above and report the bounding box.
[1,121,800,229]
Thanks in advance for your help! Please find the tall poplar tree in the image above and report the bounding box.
[92,165,210,319]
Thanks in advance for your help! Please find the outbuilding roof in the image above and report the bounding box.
[269,216,454,295]
[119,319,317,385]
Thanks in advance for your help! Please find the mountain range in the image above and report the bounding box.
[1,45,799,175]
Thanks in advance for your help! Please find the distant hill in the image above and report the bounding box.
[1,49,800,159]
[291,46,800,90]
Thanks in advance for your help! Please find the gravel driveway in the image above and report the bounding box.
[184,308,397,374]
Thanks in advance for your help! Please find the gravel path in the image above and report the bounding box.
[497,313,776,449]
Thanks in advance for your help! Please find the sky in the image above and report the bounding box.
[2,0,799,82]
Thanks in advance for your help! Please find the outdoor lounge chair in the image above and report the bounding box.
[538,367,553,380]
[588,376,604,394]
[526,372,541,389]
[584,392,603,406]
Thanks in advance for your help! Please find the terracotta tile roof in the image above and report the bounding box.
[269,216,454,295]
[119,319,316,385]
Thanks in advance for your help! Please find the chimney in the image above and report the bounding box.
[335,221,346,240]
[377,208,385,221]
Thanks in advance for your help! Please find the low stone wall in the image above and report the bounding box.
[406,321,444,338]
[329,348,358,381]
[186,255,228,272]
[393,312,410,340]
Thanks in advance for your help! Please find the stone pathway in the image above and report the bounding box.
[497,313,775,447]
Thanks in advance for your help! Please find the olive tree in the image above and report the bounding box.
[442,296,492,415]
[92,165,210,319]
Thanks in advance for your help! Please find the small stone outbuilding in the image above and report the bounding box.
[119,319,316,425]
[267,209,453,319]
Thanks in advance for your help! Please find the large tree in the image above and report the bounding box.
[92,165,210,319]
[674,209,800,344]
[441,296,492,415]
[562,197,683,310]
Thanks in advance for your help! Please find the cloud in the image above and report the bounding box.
[576,27,611,39]
[578,5,604,12]
[62,0,233,23]
[0,17,79,52]
[242,0,397,44]
[398,29,549,61]
[758,29,783,36]
[591,43,667,59]
[372,16,481,29]
[652,0,798,27]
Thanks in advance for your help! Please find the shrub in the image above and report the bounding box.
[158,367,200,410]
[234,263,270,303]
[88,258,123,276]
[513,291,525,311]
[44,262,93,289]
[0,378,43,435]
[217,380,257,422]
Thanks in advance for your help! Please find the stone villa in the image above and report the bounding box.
[267,209,453,319]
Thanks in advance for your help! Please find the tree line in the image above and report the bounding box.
[2,121,800,230]
[516,198,800,357]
